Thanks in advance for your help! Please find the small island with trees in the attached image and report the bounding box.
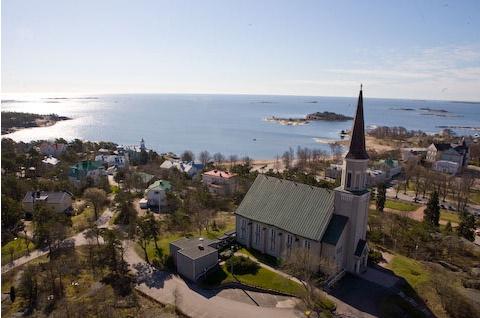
[266,111,353,126]
[1,111,71,135]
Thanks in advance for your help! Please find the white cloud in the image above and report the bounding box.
[290,45,480,101]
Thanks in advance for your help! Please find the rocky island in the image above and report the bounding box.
[266,111,353,126]
[1,111,71,135]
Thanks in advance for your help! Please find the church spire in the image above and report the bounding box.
[345,86,369,160]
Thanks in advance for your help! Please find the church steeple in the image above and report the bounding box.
[340,86,369,192]
[345,86,369,160]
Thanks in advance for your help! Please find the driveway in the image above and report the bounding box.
[124,241,302,318]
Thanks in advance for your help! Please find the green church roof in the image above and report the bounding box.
[235,175,335,241]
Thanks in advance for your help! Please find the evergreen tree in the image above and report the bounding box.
[424,191,440,227]
[457,211,475,241]
[444,220,452,233]
[376,184,386,212]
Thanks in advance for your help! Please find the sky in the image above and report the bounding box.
[2,0,480,101]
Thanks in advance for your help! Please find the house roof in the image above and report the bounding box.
[23,191,71,204]
[321,214,349,245]
[235,175,335,241]
[171,237,218,260]
[203,170,237,179]
[146,180,172,192]
[136,172,155,184]
[160,160,175,169]
[178,245,217,260]
[346,88,369,160]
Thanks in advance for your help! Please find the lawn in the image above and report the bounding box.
[137,212,236,262]
[387,254,430,289]
[237,247,280,267]
[469,190,480,205]
[1,237,35,264]
[439,210,460,224]
[71,206,95,233]
[204,263,305,296]
[385,199,420,212]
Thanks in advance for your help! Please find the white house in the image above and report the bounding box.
[235,88,370,275]
[144,180,172,209]
[95,154,128,169]
[433,160,460,175]
[325,164,342,180]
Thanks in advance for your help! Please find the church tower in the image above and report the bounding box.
[334,86,370,274]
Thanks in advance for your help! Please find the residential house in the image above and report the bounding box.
[144,180,172,209]
[426,140,469,167]
[432,160,460,175]
[170,237,219,282]
[39,142,67,157]
[366,169,386,186]
[400,148,427,162]
[377,159,401,178]
[235,88,370,275]
[160,159,204,178]
[22,191,73,216]
[94,154,128,169]
[202,170,238,196]
[325,164,342,180]
[68,160,106,187]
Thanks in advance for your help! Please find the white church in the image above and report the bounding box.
[235,87,370,274]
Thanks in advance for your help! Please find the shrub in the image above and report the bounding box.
[368,249,383,264]
[225,256,260,275]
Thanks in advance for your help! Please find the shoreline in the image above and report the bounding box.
[1,113,71,135]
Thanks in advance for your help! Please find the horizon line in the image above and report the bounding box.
[1,90,479,104]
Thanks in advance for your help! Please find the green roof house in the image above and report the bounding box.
[68,160,106,187]
[144,180,172,210]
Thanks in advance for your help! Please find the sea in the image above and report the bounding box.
[1,94,480,159]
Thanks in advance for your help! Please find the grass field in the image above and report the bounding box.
[204,263,305,296]
[439,210,460,224]
[385,199,420,212]
[1,238,35,264]
[387,254,430,289]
